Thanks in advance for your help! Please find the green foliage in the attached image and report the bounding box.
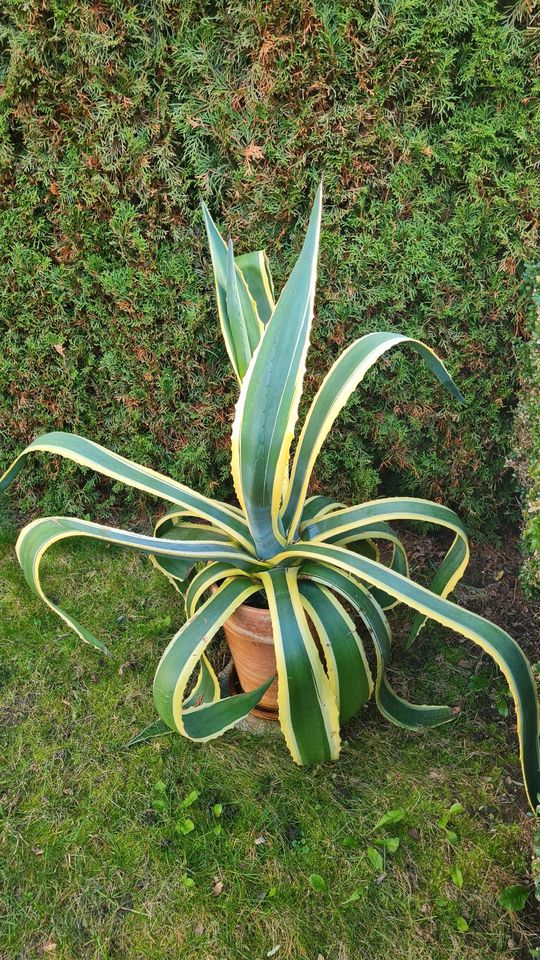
[513,266,540,596]
[1,1,539,534]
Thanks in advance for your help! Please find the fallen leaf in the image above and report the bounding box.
[194,922,204,936]
[53,344,65,358]
[212,879,224,896]
[40,942,57,954]
[255,835,267,845]
[32,847,44,856]
[267,947,281,958]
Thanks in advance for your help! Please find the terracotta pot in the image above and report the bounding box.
[221,597,279,719]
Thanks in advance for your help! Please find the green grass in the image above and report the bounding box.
[1,525,538,959]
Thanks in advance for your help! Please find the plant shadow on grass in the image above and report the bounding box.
[0,528,539,960]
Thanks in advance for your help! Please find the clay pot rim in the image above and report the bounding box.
[211,581,270,618]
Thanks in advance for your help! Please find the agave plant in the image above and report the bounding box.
[2,185,539,810]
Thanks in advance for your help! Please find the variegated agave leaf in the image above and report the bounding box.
[3,184,539,812]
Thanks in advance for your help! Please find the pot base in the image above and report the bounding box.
[217,661,281,733]
[227,662,279,720]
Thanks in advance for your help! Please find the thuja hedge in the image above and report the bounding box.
[1,1,538,536]
[514,268,540,596]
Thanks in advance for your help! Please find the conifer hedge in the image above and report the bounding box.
[1,1,538,542]
[514,269,540,596]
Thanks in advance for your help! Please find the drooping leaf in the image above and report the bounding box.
[282,332,464,538]
[0,432,254,550]
[301,561,454,731]
[16,515,266,653]
[154,578,274,741]
[276,541,540,810]
[260,564,340,765]
[299,579,373,723]
[303,496,469,620]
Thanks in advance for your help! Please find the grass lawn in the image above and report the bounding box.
[0,524,538,960]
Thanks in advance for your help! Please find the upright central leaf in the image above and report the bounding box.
[231,184,322,559]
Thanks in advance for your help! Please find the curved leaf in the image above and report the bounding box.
[282,333,464,537]
[277,543,540,810]
[260,564,340,764]
[304,497,468,624]
[0,432,255,552]
[301,560,454,731]
[16,515,267,652]
[300,494,344,525]
[184,561,249,618]
[154,577,273,740]
[298,578,373,723]
[309,517,409,610]
[151,520,231,589]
